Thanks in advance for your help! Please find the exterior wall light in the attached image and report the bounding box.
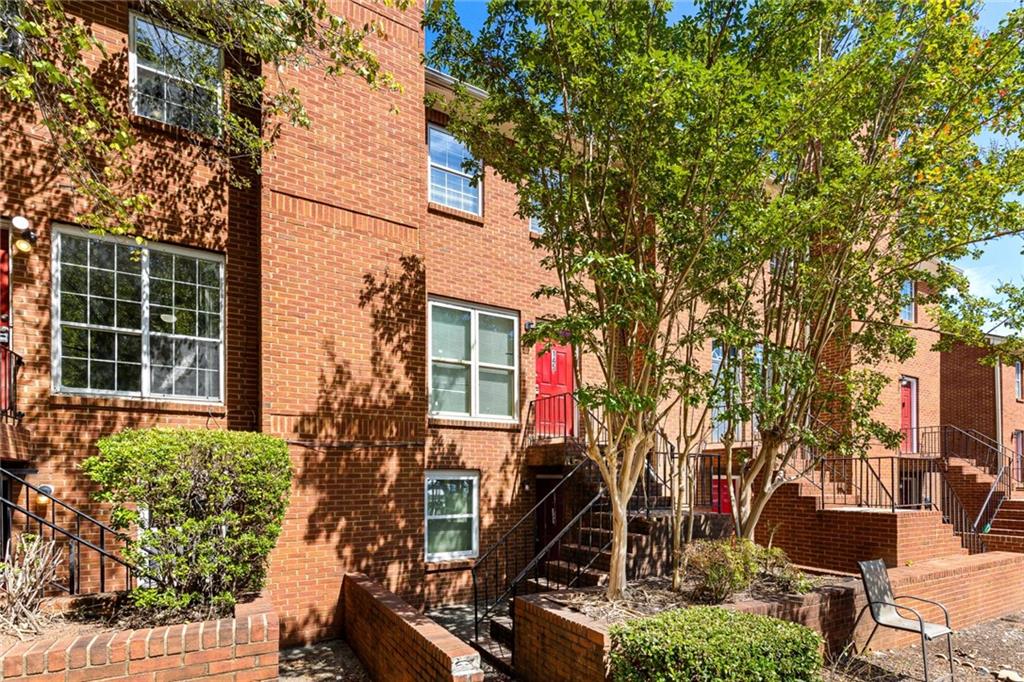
[36,484,54,506]
[11,216,36,254]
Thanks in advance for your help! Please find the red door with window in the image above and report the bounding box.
[535,343,574,437]
[900,379,915,453]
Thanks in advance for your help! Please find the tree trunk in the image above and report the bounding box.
[606,498,629,599]
[739,480,775,540]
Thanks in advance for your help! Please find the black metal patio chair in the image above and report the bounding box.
[855,559,954,682]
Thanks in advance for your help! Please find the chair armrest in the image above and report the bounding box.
[867,600,926,627]
[894,595,951,627]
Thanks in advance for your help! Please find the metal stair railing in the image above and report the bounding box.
[472,392,673,646]
[0,467,134,594]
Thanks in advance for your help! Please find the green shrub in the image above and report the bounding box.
[685,537,760,603]
[609,606,823,682]
[83,428,292,616]
[758,544,816,594]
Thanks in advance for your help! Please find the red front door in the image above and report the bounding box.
[711,477,732,514]
[535,343,574,437]
[900,379,915,452]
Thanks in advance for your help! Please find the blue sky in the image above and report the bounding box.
[428,2,1023,323]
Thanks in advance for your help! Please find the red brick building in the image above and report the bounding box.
[0,1,1017,663]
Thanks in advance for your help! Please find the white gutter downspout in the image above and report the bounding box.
[995,361,1004,451]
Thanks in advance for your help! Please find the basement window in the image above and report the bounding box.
[129,14,222,135]
[425,470,479,562]
[52,227,224,401]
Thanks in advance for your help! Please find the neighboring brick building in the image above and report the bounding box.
[0,0,590,647]
[942,336,1024,467]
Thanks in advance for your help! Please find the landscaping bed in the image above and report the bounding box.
[548,573,851,625]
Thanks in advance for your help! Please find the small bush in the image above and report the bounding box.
[685,537,760,603]
[758,544,816,594]
[610,606,823,682]
[84,428,292,617]
[0,534,62,637]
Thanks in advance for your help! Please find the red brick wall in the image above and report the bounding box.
[0,595,278,681]
[756,481,965,572]
[342,573,483,682]
[0,1,261,594]
[514,552,1024,681]
[941,341,1024,455]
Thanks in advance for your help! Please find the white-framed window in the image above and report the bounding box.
[710,340,741,442]
[900,280,916,323]
[1016,361,1022,400]
[529,216,544,235]
[425,470,479,562]
[428,298,518,420]
[428,125,481,214]
[0,0,22,56]
[51,226,224,402]
[128,13,222,135]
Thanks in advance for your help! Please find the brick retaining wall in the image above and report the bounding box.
[756,483,966,572]
[0,594,278,681]
[342,573,484,682]
[514,552,1024,682]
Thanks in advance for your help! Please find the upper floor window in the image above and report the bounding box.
[900,280,916,323]
[0,0,22,56]
[429,299,517,420]
[52,227,224,401]
[428,125,481,215]
[529,216,544,235]
[129,14,221,135]
[1016,361,1022,400]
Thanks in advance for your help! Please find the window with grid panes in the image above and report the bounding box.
[53,228,223,401]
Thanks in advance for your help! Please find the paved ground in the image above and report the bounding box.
[279,639,370,682]
[826,612,1024,681]
[279,611,1024,681]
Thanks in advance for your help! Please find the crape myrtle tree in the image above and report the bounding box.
[687,0,1024,540]
[0,0,407,235]
[429,0,1024,597]
[426,0,816,599]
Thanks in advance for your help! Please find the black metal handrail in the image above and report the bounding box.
[0,346,23,422]
[0,467,133,594]
[472,392,673,649]
[900,424,1013,538]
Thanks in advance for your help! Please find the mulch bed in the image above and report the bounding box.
[546,574,851,625]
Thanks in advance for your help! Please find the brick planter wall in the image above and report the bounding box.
[0,595,278,681]
[342,573,484,682]
[514,552,1024,682]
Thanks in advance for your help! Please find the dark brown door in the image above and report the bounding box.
[535,475,564,559]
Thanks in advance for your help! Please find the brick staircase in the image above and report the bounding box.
[982,500,1024,552]
[759,467,968,573]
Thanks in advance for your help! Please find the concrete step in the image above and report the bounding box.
[590,511,658,533]
[544,559,608,587]
[469,633,512,676]
[489,616,514,648]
